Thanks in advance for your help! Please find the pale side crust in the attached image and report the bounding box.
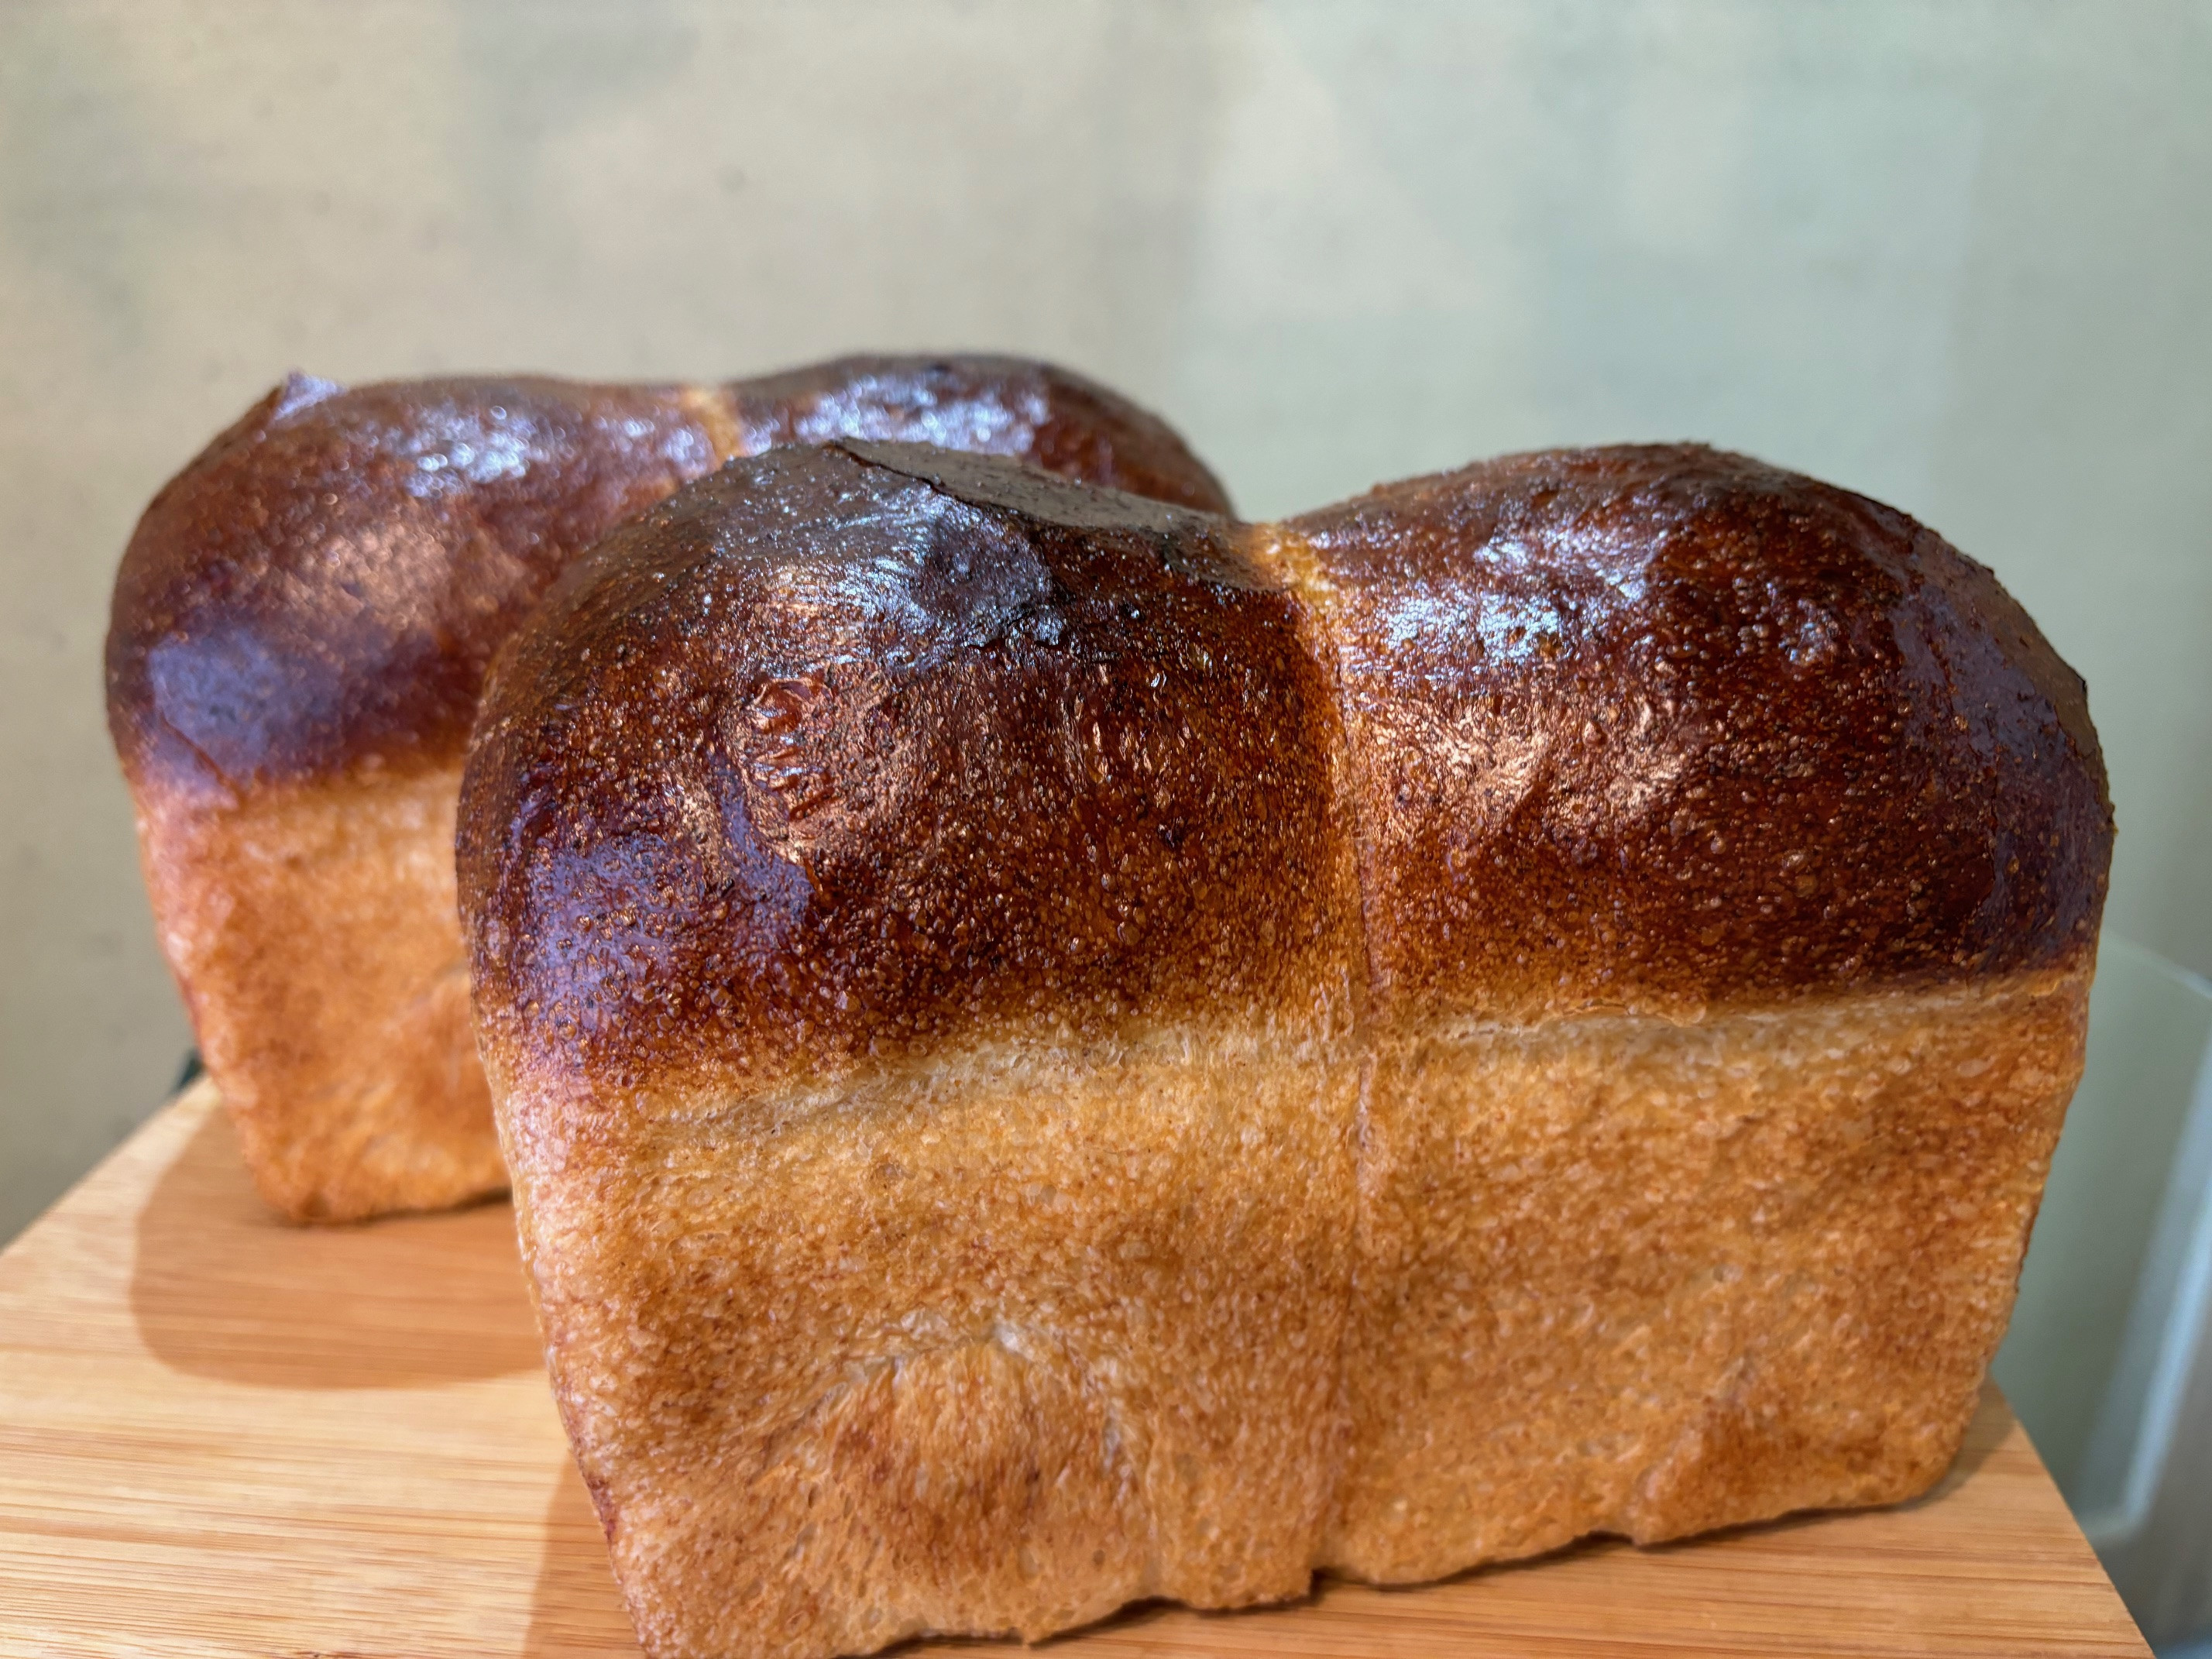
[1327,964,2089,1577]
[495,963,2088,1659]
[136,766,503,1221]
[504,1031,1361,1658]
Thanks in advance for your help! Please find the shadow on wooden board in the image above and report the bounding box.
[130,1099,544,1388]
[527,1458,640,1657]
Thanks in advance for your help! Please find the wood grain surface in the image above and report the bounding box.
[0,1080,2149,1657]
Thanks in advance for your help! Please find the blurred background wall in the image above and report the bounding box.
[2,2,2208,1244]
[6,0,2212,1640]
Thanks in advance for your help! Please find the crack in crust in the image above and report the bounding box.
[677,383,746,466]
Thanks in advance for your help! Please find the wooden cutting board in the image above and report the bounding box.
[0,1080,2149,1657]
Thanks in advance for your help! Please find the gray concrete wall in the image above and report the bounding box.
[5,0,2209,1241]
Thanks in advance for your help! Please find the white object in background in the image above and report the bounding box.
[2079,990,2212,1647]
[1995,936,2212,1650]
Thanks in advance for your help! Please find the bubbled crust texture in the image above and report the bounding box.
[462,441,1358,1098]
[462,444,2110,1659]
[1283,445,2111,1021]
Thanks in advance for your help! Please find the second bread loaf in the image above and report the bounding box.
[105,358,1228,1220]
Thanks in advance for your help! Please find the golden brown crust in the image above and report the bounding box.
[135,767,500,1221]
[487,975,2081,1658]
[504,1032,1362,1655]
[1325,967,2088,1578]
[1283,444,2112,1018]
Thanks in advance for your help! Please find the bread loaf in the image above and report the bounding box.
[458,439,2110,1658]
[105,359,1228,1220]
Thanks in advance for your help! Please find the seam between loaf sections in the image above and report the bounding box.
[1240,517,1383,1571]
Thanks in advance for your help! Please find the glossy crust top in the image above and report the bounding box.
[462,439,2112,1072]
[459,442,1356,1096]
[1286,444,2113,1018]
[728,355,1231,511]
[107,357,1229,799]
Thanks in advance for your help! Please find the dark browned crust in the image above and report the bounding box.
[107,375,714,799]
[465,440,2112,1075]
[1287,444,2113,1018]
[729,355,1231,514]
[459,442,1355,1096]
[106,359,1230,800]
